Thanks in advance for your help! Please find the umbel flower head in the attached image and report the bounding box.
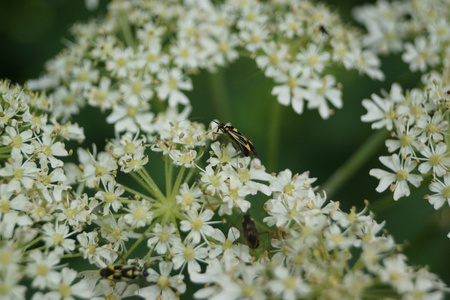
[356,0,450,235]
[0,79,446,299]
[0,0,447,299]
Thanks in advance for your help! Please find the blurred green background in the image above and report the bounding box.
[1,0,448,292]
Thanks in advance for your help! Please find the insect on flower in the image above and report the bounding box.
[213,120,258,157]
[100,264,149,281]
[242,213,260,249]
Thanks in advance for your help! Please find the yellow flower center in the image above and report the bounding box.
[104,191,116,204]
[168,78,178,90]
[442,185,450,199]
[52,233,64,246]
[37,263,49,276]
[127,106,137,118]
[116,57,127,67]
[11,134,23,149]
[218,42,230,53]
[269,53,280,66]
[133,208,147,220]
[287,76,298,89]
[0,198,10,213]
[0,282,11,295]
[59,283,72,298]
[192,217,203,231]
[284,276,296,290]
[396,169,409,181]
[429,153,443,166]
[13,168,24,180]
[183,247,195,261]
[94,164,107,178]
[400,134,413,147]
[307,54,319,67]
[131,81,143,95]
[157,275,170,290]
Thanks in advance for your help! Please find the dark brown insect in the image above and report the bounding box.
[242,214,260,249]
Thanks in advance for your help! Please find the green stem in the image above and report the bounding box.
[138,168,166,201]
[129,171,156,197]
[170,165,186,200]
[184,164,197,183]
[22,236,43,252]
[122,224,156,260]
[445,112,450,150]
[165,155,172,197]
[266,99,282,172]
[322,129,389,198]
[61,253,83,259]
[118,12,135,50]
[207,69,230,122]
[0,146,12,154]
[119,184,156,202]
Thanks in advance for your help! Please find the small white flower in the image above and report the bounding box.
[0,152,39,193]
[417,143,450,177]
[78,148,118,188]
[140,261,186,299]
[106,98,154,134]
[256,41,290,77]
[361,83,404,130]
[95,180,124,215]
[200,165,229,196]
[119,74,154,103]
[304,74,342,119]
[147,223,180,255]
[378,255,414,293]
[105,47,134,78]
[296,44,330,75]
[175,182,204,211]
[271,64,308,114]
[42,221,77,253]
[427,174,450,210]
[123,200,153,227]
[46,267,93,299]
[369,154,423,200]
[269,265,311,299]
[239,23,269,53]
[156,68,193,107]
[171,241,208,274]
[180,208,221,244]
[70,59,99,92]
[26,250,62,289]
[2,127,35,156]
[34,132,69,168]
[402,37,440,72]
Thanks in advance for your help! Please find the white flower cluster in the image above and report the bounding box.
[353,0,450,76]
[0,80,92,299]
[356,1,450,216]
[28,0,382,123]
[0,81,446,299]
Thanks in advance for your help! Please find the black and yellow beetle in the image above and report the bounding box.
[213,121,258,157]
[100,265,149,281]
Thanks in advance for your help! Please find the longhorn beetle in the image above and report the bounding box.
[100,264,149,281]
[213,120,258,157]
